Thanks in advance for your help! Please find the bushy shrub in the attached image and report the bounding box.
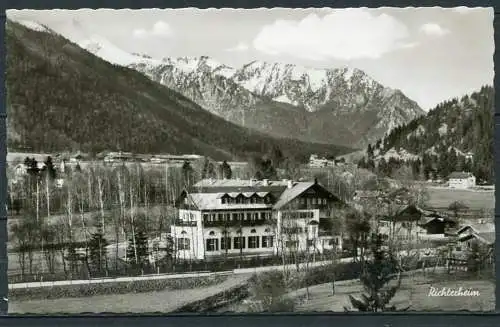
[247,271,295,312]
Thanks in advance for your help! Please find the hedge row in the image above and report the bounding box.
[10,275,228,301]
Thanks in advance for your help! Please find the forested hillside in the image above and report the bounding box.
[358,86,494,184]
[5,21,353,161]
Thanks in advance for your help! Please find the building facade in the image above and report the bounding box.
[172,179,344,261]
[308,154,335,168]
[448,172,476,189]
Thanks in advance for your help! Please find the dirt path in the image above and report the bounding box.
[9,273,252,314]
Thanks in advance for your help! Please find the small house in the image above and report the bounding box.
[448,172,476,189]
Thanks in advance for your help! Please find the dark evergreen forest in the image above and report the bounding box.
[359,86,494,184]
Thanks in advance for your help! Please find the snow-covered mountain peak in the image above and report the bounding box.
[12,19,52,33]
[159,56,236,79]
[77,35,163,67]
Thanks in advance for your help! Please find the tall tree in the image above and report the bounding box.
[346,234,408,312]
[220,160,232,179]
[88,230,109,275]
[42,156,57,180]
[126,230,149,272]
[182,160,194,187]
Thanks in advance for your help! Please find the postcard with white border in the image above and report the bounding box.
[4,7,495,313]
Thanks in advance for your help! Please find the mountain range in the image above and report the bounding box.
[5,20,354,161]
[60,19,425,149]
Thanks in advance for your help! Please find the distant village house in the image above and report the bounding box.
[308,154,336,168]
[448,172,476,189]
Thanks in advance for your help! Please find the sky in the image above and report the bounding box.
[7,7,494,110]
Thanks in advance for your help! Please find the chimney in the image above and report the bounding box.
[314,178,318,184]
[287,180,293,189]
[263,179,269,186]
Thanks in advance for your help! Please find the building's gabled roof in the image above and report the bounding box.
[458,231,495,245]
[180,179,342,211]
[273,181,342,210]
[273,182,315,210]
[385,204,450,223]
[456,222,495,235]
[449,172,474,179]
[419,215,456,226]
[186,193,273,210]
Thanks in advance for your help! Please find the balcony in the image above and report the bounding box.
[203,219,271,228]
[173,220,197,227]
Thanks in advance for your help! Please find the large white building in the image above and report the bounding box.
[171,179,344,261]
[308,154,335,168]
[448,172,476,189]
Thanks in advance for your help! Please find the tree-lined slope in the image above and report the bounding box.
[359,86,494,183]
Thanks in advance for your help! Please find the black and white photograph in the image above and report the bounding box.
[4,7,495,313]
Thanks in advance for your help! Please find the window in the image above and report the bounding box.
[234,236,246,249]
[260,212,266,220]
[208,231,216,236]
[246,212,252,220]
[221,237,232,250]
[177,238,190,250]
[307,239,315,247]
[222,198,226,204]
[253,213,259,220]
[206,238,219,252]
[304,227,309,234]
[250,229,257,233]
[239,213,245,220]
[203,214,209,221]
[232,213,239,220]
[217,213,223,221]
[248,236,260,249]
[455,246,462,252]
[262,236,274,248]
[224,213,231,221]
[285,240,298,248]
[264,228,271,233]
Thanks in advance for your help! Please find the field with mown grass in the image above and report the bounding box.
[425,187,494,212]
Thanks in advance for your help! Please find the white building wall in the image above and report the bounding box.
[203,225,276,257]
[174,205,343,260]
[449,177,476,189]
[277,209,323,254]
[172,209,204,260]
